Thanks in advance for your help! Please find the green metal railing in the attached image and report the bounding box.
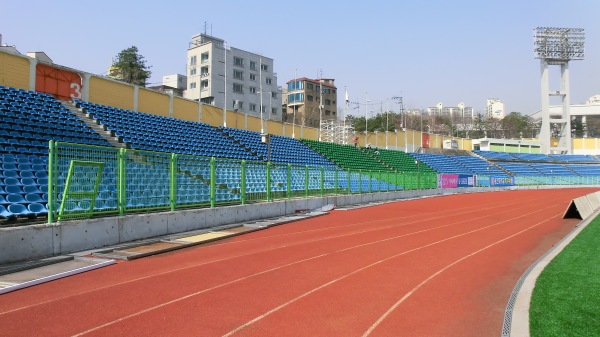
[48,141,438,223]
[50,141,600,224]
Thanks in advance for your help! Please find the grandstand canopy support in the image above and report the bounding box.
[534,27,585,154]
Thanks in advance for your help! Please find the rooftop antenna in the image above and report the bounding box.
[203,21,207,35]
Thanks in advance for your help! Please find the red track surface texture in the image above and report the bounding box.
[0,189,591,337]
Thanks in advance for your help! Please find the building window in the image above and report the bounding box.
[271,92,277,99]
[189,82,197,89]
[261,105,266,113]
[233,83,243,93]
[234,100,243,110]
[332,111,336,116]
[288,81,304,91]
[234,57,244,67]
[190,68,196,76]
[249,103,256,111]
[200,80,208,89]
[250,61,256,70]
[201,52,209,63]
[261,64,268,71]
[325,99,331,105]
[190,55,197,66]
[249,87,257,94]
[288,93,304,102]
[307,83,314,90]
[307,95,313,101]
[201,66,209,77]
[271,107,277,115]
[332,100,336,105]
[233,70,244,80]
[250,74,256,81]
[266,78,272,85]
[316,85,320,92]
[325,110,331,116]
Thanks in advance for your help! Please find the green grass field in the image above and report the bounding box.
[530,217,600,337]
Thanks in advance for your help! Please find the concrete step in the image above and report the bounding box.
[59,100,127,148]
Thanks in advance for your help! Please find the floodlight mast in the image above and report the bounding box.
[534,27,585,154]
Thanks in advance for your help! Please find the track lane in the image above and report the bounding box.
[217,202,570,336]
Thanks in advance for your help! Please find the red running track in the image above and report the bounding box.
[0,189,592,337]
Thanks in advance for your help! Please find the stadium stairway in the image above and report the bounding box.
[214,128,260,159]
[359,147,396,172]
[61,101,126,148]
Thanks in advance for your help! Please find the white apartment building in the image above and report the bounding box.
[163,74,187,91]
[486,98,505,119]
[184,34,282,122]
[426,102,474,118]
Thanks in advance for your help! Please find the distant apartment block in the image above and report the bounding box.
[149,74,187,97]
[285,77,337,127]
[426,102,474,118]
[184,34,282,121]
[486,98,505,119]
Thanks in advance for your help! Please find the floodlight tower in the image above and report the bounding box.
[534,27,585,154]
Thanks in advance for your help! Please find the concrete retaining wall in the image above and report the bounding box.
[0,185,591,264]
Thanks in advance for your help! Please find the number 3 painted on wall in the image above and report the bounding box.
[70,82,82,99]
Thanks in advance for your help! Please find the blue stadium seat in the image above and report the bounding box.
[8,203,33,218]
[28,203,47,216]
[0,205,12,219]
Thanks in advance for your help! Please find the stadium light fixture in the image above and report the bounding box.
[534,27,585,154]
[534,27,585,61]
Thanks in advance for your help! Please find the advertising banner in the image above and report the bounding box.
[490,176,515,187]
[457,175,476,187]
[438,174,458,188]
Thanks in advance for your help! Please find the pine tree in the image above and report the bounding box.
[109,46,152,86]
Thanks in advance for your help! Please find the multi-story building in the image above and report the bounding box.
[184,34,282,121]
[486,98,505,119]
[427,102,474,119]
[149,74,187,97]
[285,77,337,127]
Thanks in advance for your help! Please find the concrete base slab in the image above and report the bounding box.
[0,257,114,295]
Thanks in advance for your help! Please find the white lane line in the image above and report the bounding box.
[2,196,535,316]
[361,211,562,337]
[220,206,560,336]
[69,254,328,337]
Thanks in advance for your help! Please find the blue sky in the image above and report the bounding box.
[2,0,599,115]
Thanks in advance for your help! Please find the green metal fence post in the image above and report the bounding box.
[347,169,351,194]
[210,157,216,208]
[266,162,272,202]
[118,148,126,216]
[241,160,246,204]
[320,166,324,196]
[47,140,55,223]
[170,153,177,211]
[359,170,363,194]
[305,165,309,198]
[287,164,291,199]
[334,167,338,195]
